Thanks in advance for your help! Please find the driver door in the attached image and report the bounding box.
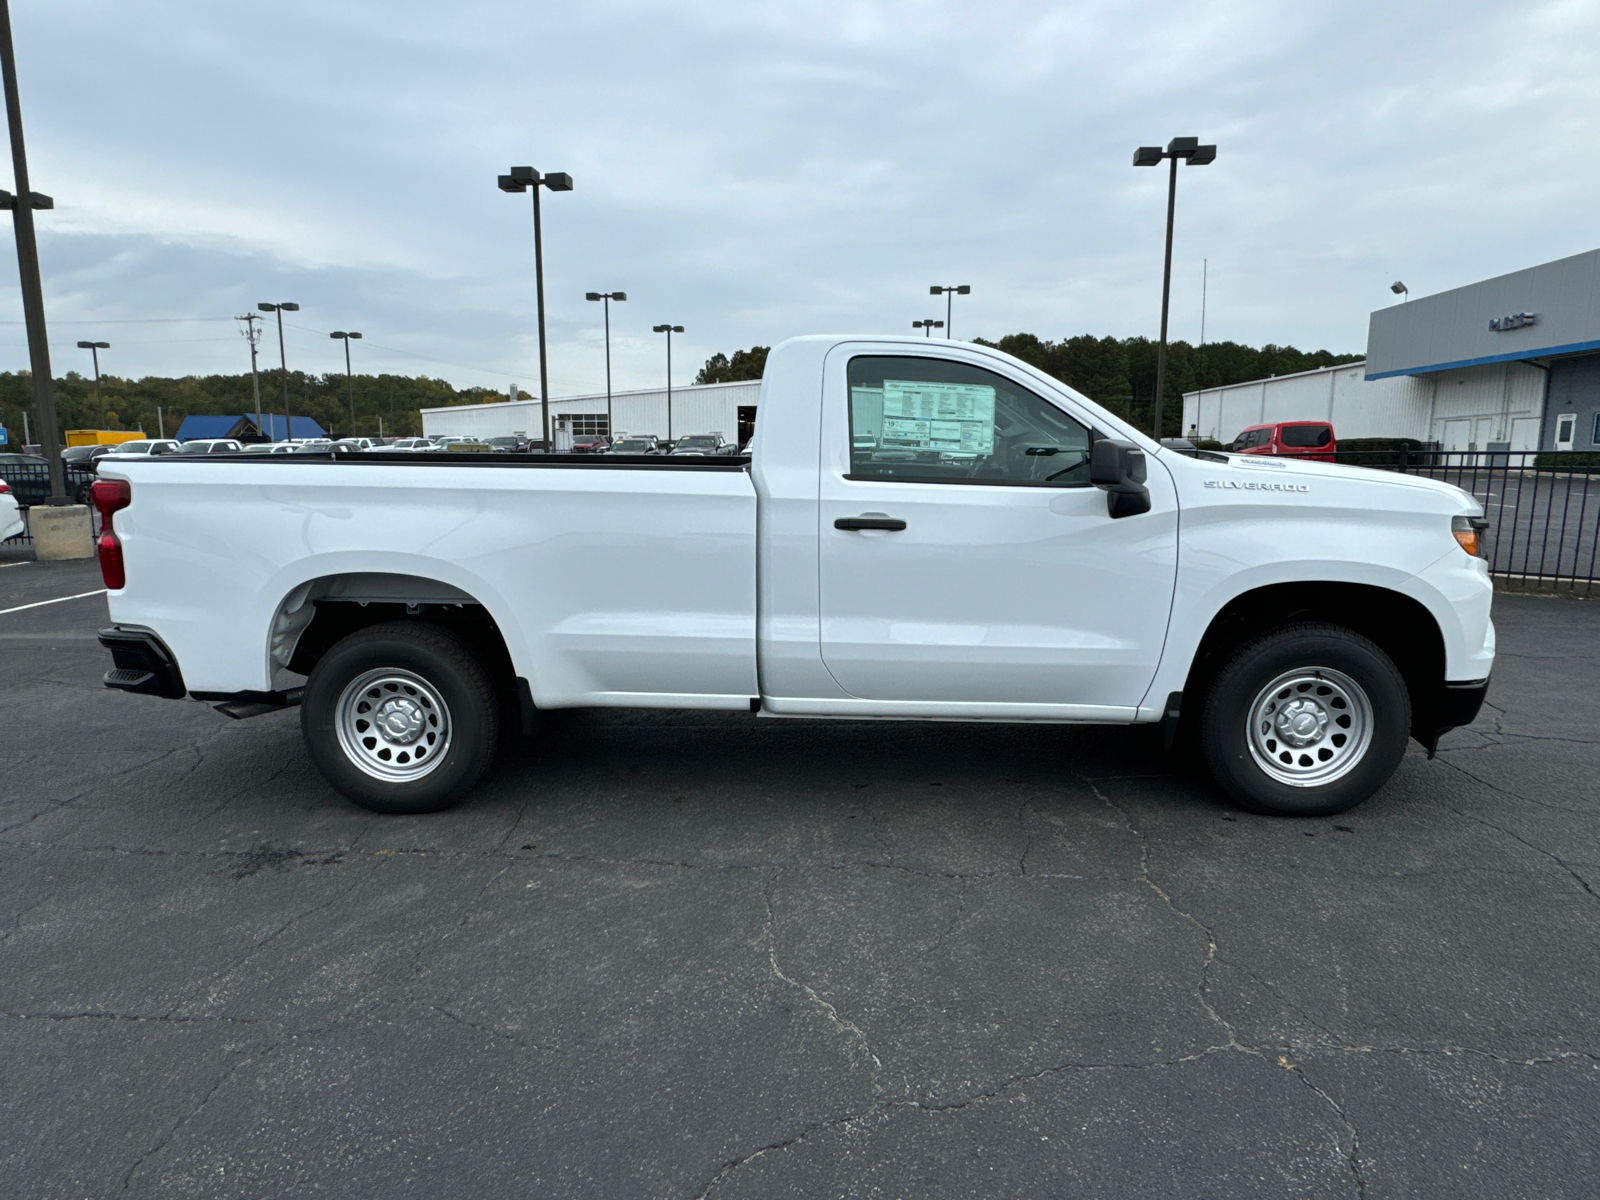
[817,347,1178,712]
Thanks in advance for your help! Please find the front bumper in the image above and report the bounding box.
[1419,677,1490,755]
[98,626,187,700]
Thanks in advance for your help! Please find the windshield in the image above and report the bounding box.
[676,436,719,449]
[612,440,653,452]
[176,442,214,454]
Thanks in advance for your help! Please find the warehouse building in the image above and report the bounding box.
[1183,247,1600,451]
[421,379,760,446]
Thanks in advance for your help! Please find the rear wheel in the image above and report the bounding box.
[301,621,498,814]
[1200,623,1410,817]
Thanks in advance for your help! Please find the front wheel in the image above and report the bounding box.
[301,621,499,814]
[1200,623,1411,817]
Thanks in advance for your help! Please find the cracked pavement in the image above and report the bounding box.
[2,558,1597,1197]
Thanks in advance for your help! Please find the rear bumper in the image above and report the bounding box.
[98,626,187,700]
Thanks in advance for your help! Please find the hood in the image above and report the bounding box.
[1167,449,1483,515]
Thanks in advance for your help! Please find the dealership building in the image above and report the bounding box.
[1183,247,1600,451]
[421,379,761,446]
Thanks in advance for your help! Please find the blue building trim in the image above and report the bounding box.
[1365,337,1600,380]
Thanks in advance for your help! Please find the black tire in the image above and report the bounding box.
[301,621,499,814]
[74,480,92,505]
[1200,622,1410,817]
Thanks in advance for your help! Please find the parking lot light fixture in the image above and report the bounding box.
[912,319,943,337]
[587,291,626,435]
[928,285,970,339]
[258,302,299,439]
[652,324,684,441]
[1133,136,1216,439]
[499,166,573,450]
[1391,281,1408,302]
[330,331,362,432]
[76,340,109,427]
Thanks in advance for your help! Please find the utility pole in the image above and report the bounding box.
[237,313,264,436]
[0,0,63,500]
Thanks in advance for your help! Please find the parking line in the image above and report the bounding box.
[0,588,108,615]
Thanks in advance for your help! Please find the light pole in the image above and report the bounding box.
[929,284,969,339]
[76,340,109,427]
[330,331,362,433]
[1133,136,1215,439]
[498,165,573,450]
[912,319,943,337]
[586,291,626,437]
[0,0,63,500]
[236,313,264,435]
[652,324,683,442]
[1391,281,1408,302]
[258,302,299,439]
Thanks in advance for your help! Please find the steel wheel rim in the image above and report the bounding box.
[1246,667,1373,788]
[335,668,452,782]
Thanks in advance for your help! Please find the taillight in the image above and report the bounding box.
[0,478,9,493]
[91,479,131,589]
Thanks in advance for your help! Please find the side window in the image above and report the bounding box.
[846,355,1093,486]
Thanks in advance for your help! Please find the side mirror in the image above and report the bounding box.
[1090,439,1151,519]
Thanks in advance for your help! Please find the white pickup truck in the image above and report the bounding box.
[92,336,1493,818]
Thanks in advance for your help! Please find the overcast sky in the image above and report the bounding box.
[0,0,1596,395]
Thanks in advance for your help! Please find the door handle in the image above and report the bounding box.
[834,516,907,531]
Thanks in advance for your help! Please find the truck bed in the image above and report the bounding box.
[101,452,760,706]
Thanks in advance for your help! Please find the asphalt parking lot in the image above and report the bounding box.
[2,558,1597,1198]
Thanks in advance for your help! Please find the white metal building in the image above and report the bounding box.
[1183,247,1600,451]
[1183,359,1547,450]
[421,379,761,445]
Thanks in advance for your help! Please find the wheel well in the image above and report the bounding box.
[272,574,517,696]
[1184,582,1446,745]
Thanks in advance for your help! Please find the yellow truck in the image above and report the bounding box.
[65,430,146,447]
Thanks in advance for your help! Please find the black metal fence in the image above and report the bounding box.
[1,462,100,548]
[1326,449,1600,591]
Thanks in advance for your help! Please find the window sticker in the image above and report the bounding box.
[878,380,995,455]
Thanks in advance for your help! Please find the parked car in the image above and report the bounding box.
[95,334,1492,822]
[332,437,378,452]
[0,477,22,541]
[1229,422,1336,462]
[238,442,300,455]
[382,438,436,452]
[669,434,735,456]
[606,436,662,454]
[62,443,123,465]
[484,436,527,454]
[570,434,610,453]
[101,439,180,459]
[176,439,244,456]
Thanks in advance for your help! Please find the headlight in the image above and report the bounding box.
[1452,514,1488,558]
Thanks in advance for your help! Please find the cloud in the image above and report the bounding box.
[0,0,1594,391]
